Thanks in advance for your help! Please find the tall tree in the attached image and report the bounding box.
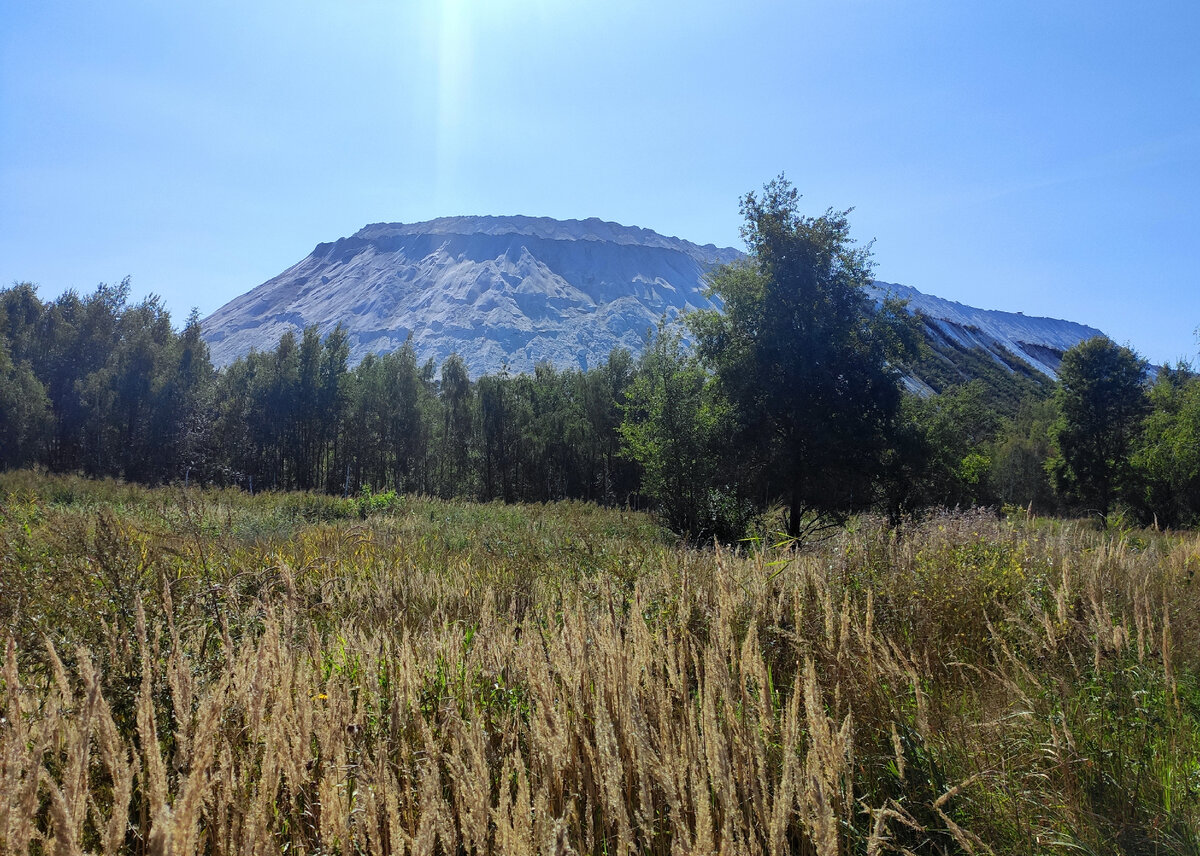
[68,283,129,473]
[109,295,175,481]
[384,340,430,494]
[0,326,52,469]
[689,176,916,537]
[294,326,324,489]
[1049,336,1149,517]
[438,354,474,497]
[263,331,301,489]
[319,325,351,493]
[168,309,217,482]
[582,348,637,504]
[620,323,735,539]
[990,396,1058,511]
[344,353,386,492]
[1131,366,1200,526]
[478,370,516,501]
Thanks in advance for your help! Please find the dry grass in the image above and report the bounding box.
[3,474,1200,854]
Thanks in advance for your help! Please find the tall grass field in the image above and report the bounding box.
[2,471,1199,854]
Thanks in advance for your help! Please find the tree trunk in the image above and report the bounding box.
[788,487,802,537]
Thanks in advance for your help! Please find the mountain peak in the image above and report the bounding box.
[202,216,1104,382]
[347,215,741,263]
[204,217,738,372]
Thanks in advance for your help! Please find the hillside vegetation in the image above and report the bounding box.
[3,472,1200,854]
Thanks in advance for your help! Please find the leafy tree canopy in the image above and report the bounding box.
[688,176,918,536]
[1049,336,1149,517]
[1132,365,1200,526]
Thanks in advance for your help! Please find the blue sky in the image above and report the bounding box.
[3,0,1198,364]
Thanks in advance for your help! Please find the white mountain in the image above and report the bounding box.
[867,281,1103,381]
[202,215,1103,381]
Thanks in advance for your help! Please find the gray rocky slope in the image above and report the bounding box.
[202,215,1103,379]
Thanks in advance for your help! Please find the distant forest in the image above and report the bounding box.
[2,183,1198,537]
[0,278,638,500]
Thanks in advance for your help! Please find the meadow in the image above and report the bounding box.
[2,471,1199,854]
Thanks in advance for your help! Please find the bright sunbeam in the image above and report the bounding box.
[434,0,472,206]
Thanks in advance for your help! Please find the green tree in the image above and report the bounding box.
[384,340,430,493]
[261,331,301,489]
[0,328,52,469]
[294,326,324,489]
[1049,336,1149,517]
[689,176,916,537]
[344,353,386,492]
[478,370,515,501]
[903,380,1002,509]
[341,340,429,495]
[150,308,215,483]
[438,354,474,497]
[620,323,739,539]
[59,283,128,472]
[109,294,175,481]
[990,396,1058,511]
[1132,366,1200,526]
[581,348,637,504]
[319,325,351,493]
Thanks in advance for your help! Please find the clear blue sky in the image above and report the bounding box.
[3,0,1198,364]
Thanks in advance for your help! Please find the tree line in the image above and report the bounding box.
[0,278,641,506]
[2,179,1198,536]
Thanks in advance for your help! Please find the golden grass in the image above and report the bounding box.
[2,474,1200,854]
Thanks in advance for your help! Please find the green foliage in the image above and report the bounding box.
[0,332,51,469]
[343,340,430,495]
[437,353,475,496]
[1049,659,1200,848]
[1049,336,1149,517]
[1133,366,1200,527]
[619,323,748,540]
[355,485,400,516]
[0,280,215,482]
[2,271,1196,540]
[689,176,917,536]
[990,395,1059,511]
[901,380,1002,509]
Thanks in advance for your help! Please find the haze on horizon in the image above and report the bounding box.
[2,1,1198,365]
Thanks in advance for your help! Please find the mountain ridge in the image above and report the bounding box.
[202,215,1104,382]
[350,215,743,262]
